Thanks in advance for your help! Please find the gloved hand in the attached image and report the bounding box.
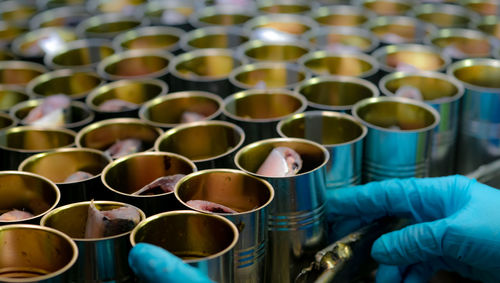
[128,243,213,283]
[327,175,500,283]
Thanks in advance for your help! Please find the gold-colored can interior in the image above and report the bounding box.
[143,95,220,125]
[315,13,369,26]
[187,33,249,49]
[14,101,92,127]
[32,73,102,98]
[259,4,310,14]
[44,0,85,8]
[132,211,237,260]
[0,89,28,111]
[0,50,14,61]
[416,12,470,28]
[253,22,311,35]
[309,33,373,51]
[0,65,44,86]
[225,92,304,119]
[299,80,375,108]
[371,23,420,42]
[20,149,110,184]
[104,56,169,78]
[0,114,15,130]
[476,16,500,39]
[95,0,146,13]
[234,66,306,88]
[304,55,374,77]
[199,14,252,26]
[1,4,37,23]
[0,225,76,279]
[121,34,180,50]
[175,54,239,78]
[452,63,500,88]
[90,80,164,109]
[0,172,59,222]
[0,23,26,43]
[0,128,74,151]
[356,100,437,130]
[103,153,195,195]
[177,170,272,213]
[51,45,115,68]
[85,20,142,35]
[157,123,243,162]
[464,1,497,15]
[279,114,365,145]
[244,44,309,62]
[382,50,446,71]
[384,75,459,100]
[363,0,411,15]
[145,5,194,20]
[33,8,90,28]
[431,36,490,57]
[17,29,77,57]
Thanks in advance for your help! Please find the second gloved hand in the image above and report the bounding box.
[327,175,500,283]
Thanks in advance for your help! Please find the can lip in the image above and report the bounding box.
[154,120,246,163]
[112,25,186,52]
[26,69,104,100]
[97,49,173,81]
[379,70,465,104]
[138,90,224,129]
[371,43,451,73]
[0,223,78,282]
[0,171,61,224]
[276,110,369,147]
[298,50,380,79]
[11,26,78,58]
[40,200,146,241]
[137,0,196,25]
[294,75,380,111]
[18,147,112,184]
[179,25,250,52]
[410,2,480,23]
[236,39,312,63]
[447,58,500,93]
[86,0,146,14]
[302,25,380,53]
[0,112,18,130]
[101,151,197,198]
[0,60,48,84]
[222,88,308,123]
[28,5,90,29]
[169,48,242,81]
[173,168,275,215]
[424,27,493,58]
[75,13,149,38]
[85,78,168,113]
[0,0,38,27]
[0,126,76,153]
[44,38,115,70]
[309,4,377,23]
[129,210,240,263]
[228,62,311,90]
[189,4,257,29]
[352,96,441,133]
[243,13,319,35]
[234,137,330,178]
[257,0,313,14]
[363,15,438,45]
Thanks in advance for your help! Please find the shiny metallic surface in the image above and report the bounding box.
[175,169,274,283]
[75,118,163,156]
[29,6,90,29]
[180,26,250,52]
[0,126,76,170]
[258,0,312,14]
[137,0,195,29]
[97,49,173,81]
[412,3,479,28]
[379,71,464,176]
[189,5,256,29]
[473,15,500,41]
[36,0,85,9]
[76,13,147,39]
[360,0,413,16]
[87,0,146,14]
[169,48,242,96]
[0,113,17,133]
[102,152,196,216]
[0,49,16,61]
[364,16,437,45]
[294,75,379,112]
[86,78,168,120]
[426,28,492,60]
[222,89,307,144]
[0,61,47,87]
[447,58,500,174]
[11,27,78,61]
[303,26,379,53]
[0,171,60,225]
[139,91,223,129]
[372,44,451,74]
[310,5,375,27]
[40,201,145,283]
[234,138,329,282]
[155,120,245,170]
[0,224,78,282]
[113,26,185,54]
[11,99,94,132]
[19,148,112,205]
[0,85,29,112]
[0,21,27,48]
[244,14,319,37]
[352,96,440,181]
[237,40,311,63]
[277,111,367,189]
[131,210,238,282]
[229,62,310,91]
[44,39,115,70]
[26,69,104,101]
[299,50,379,80]
[461,0,499,15]
[0,0,38,27]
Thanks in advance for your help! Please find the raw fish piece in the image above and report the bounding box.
[23,94,71,126]
[132,174,186,195]
[256,146,302,177]
[395,62,419,72]
[181,111,206,123]
[0,209,34,221]
[186,200,238,214]
[84,200,141,238]
[64,171,95,182]
[395,85,423,101]
[31,108,65,127]
[255,80,267,89]
[105,139,142,159]
[98,99,138,112]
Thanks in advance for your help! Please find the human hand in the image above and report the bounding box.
[327,175,500,283]
[128,243,213,283]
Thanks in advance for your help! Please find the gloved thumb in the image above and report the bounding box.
[371,220,447,266]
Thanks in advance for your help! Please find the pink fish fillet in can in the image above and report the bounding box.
[64,171,95,182]
[180,111,206,123]
[256,146,302,177]
[84,200,141,238]
[132,174,186,195]
[23,94,71,126]
[105,138,142,159]
[186,200,238,214]
[98,99,138,112]
[0,209,34,221]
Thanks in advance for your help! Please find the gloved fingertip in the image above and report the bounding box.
[403,263,435,283]
[371,235,393,264]
[375,264,403,283]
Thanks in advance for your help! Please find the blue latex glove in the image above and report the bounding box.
[128,243,213,283]
[327,175,500,283]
